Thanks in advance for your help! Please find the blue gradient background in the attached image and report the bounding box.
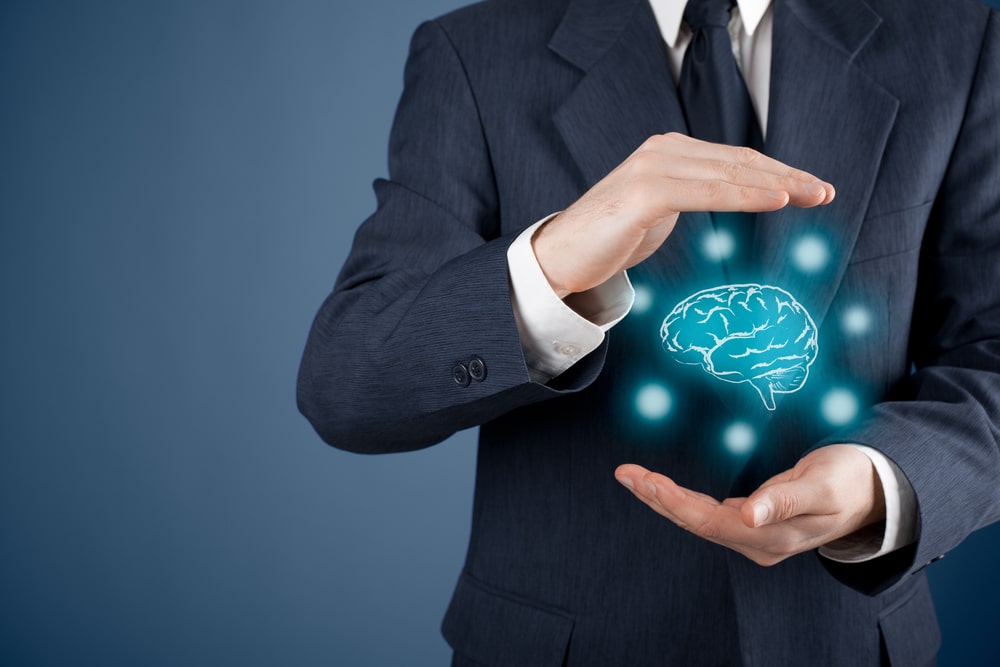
[1,1,998,665]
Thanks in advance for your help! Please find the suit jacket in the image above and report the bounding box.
[298,0,1000,664]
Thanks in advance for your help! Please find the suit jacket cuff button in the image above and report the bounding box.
[452,363,471,387]
[468,356,487,382]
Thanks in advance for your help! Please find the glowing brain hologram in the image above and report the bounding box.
[660,284,819,410]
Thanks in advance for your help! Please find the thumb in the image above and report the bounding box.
[742,479,825,527]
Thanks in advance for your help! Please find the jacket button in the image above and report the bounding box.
[468,356,487,382]
[452,363,470,387]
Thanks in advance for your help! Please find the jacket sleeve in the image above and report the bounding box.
[296,20,606,454]
[820,9,1000,594]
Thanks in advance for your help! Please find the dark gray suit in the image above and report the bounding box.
[297,0,1000,663]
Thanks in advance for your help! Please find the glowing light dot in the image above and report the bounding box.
[842,305,872,335]
[791,235,830,273]
[723,421,757,455]
[632,284,653,315]
[636,384,672,421]
[703,229,736,262]
[821,388,859,426]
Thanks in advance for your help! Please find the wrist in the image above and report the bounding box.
[530,217,573,298]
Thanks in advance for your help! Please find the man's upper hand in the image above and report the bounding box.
[532,133,836,298]
[614,445,886,567]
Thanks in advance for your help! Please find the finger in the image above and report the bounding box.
[652,157,831,207]
[688,158,833,208]
[643,134,836,207]
[661,177,793,214]
[615,463,652,486]
[722,497,747,510]
[680,142,829,186]
[742,477,837,528]
[615,465,722,508]
[615,465,714,522]
[615,467,692,524]
[642,133,836,205]
[636,473,763,547]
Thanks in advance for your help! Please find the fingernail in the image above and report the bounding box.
[825,184,836,202]
[644,481,657,496]
[766,189,786,200]
[752,503,769,526]
[617,476,634,490]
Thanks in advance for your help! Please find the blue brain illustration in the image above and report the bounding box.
[660,284,819,410]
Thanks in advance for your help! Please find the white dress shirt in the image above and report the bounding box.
[506,0,918,562]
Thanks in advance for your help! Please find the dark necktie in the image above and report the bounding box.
[677,0,763,149]
[677,0,763,280]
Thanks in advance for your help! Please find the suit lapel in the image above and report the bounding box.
[756,0,898,335]
[549,0,727,292]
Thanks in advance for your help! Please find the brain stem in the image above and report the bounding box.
[749,378,778,411]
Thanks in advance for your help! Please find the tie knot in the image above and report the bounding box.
[684,0,735,31]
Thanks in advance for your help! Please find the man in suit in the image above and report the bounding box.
[298,0,1000,663]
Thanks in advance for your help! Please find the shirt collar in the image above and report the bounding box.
[648,0,772,48]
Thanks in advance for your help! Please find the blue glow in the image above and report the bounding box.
[841,305,872,336]
[821,388,859,426]
[702,228,736,262]
[723,421,757,455]
[661,284,819,411]
[791,234,830,274]
[635,383,672,421]
[632,284,653,315]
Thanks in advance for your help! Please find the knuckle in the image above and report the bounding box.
[772,494,799,520]
[662,131,686,145]
[785,166,808,181]
[720,160,745,182]
[688,516,720,540]
[736,186,758,204]
[628,151,657,175]
[675,516,719,541]
[696,524,721,541]
[700,180,724,200]
[736,145,761,165]
[641,132,685,153]
[641,134,666,152]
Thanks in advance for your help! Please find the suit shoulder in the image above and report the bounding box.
[435,0,570,24]
[431,0,570,46]
[860,0,994,83]
[869,0,993,36]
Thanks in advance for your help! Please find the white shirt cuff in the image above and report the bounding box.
[819,444,919,563]
[507,214,634,383]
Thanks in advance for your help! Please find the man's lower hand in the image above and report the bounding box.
[614,445,886,566]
